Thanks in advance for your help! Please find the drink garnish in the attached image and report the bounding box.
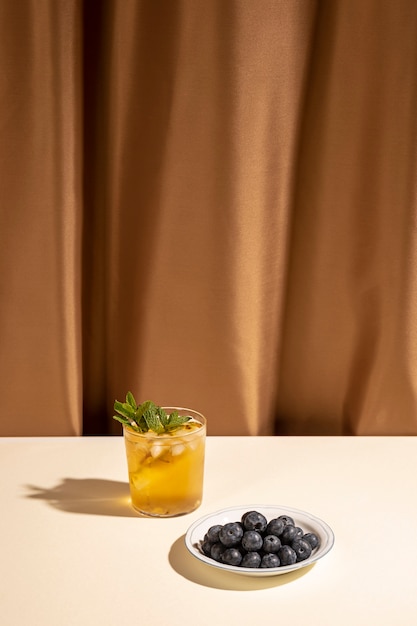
[113,392,192,434]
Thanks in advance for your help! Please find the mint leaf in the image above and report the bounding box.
[135,400,156,421]
[130,400,153,432]
[112,414,130,425]
[113,393,195,434]
[166,411,191,431]
[142,407,165,434]
[157,406,169,428]
[126,392,137,410]
[114,401,135,419]
[112,414,139,431]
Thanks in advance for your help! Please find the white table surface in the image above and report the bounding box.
[1,436,416,626]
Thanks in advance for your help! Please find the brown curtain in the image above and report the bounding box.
[1,0,416,437]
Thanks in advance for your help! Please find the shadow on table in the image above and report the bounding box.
[23,478,141,517]
[169,535,313,591]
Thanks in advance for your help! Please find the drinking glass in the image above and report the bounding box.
[123,407,206,517]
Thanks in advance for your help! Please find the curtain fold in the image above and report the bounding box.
[276,0,417,434]
[0,0,82,435]
[1,0,416,436]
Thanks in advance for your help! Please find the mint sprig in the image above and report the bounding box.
[113,392,192,434]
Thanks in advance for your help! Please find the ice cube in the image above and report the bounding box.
[150,443,165,458]
[171,443,185,456]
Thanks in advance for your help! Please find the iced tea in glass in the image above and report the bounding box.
[123,408,206,517]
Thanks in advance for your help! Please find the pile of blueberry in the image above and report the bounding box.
[200,510,320,569]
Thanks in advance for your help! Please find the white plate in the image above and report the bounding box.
[185,504,335,577]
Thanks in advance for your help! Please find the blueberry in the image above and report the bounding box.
[206,524,223,543]
[261,553,280,568]
[292,539,312,562]
[241,552,262,568]
[222,548,243,566]
[262,534,281,554]
[277,545,297,566]
[303,533,320,550]
[293,527,304,541]
[219,522,244,547]
[281,524,299,545]
[266,518,285,537]
[241,511,268,533]
[278,514,295,527]
[201,540,213,556]
[210,542,226,562]
[241,530,263,552]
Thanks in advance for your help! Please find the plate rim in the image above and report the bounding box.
[184,504,335,577]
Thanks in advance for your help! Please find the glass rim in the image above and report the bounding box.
[122,406,206,440]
